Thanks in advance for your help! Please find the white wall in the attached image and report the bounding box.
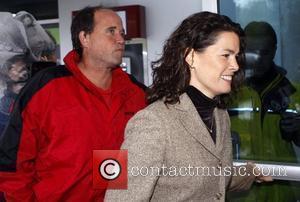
[58,0,217,85]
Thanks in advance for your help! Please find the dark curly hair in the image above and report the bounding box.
[147,11,245,108]
[71,5,106,58]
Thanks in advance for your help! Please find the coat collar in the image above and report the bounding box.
[63,50,137,111]
[172,93,226,159]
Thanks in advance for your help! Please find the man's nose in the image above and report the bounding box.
[116,33,125,45]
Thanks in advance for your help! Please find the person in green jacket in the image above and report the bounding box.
[228,21,300,202]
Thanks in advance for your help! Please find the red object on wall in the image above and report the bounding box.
[72,5,146,39]
[112,5,146,39]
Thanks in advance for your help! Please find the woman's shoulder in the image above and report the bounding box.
[147,99,169,110]
[140,99,170,115]
[128,100,171,126]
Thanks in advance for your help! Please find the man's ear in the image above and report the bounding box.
[185,48,195,67]
[79,31,89,48]
[271,45,277,59]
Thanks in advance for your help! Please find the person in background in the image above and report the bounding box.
[0,12,36,136]
[40,30,58,63]
[105,12,271,202]
[14,11,54,62]
[0,11,37,202]
[0,11,60,137]
[14,11,59,76]
[228,21,300,201]
[0,6,146,201]
[31,30,59,77]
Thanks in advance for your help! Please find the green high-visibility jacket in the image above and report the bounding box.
[228,72,300,202]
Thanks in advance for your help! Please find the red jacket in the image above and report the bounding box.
[0,50,146,201]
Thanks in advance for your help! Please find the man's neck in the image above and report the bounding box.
[78,60,113,90]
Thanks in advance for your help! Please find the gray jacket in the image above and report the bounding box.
[105,93,254,202]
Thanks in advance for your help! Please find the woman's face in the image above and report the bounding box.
[187,31,240,98]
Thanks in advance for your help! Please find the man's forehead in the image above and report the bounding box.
[94,9,123,27]
[95,9,121,21]
[246,37,275,49]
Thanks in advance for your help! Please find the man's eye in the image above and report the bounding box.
[120,31,125,38]
[108,29,115,34]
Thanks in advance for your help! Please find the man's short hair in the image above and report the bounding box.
[244,21,277,46]
[71,5,107,58]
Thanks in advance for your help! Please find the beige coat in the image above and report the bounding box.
[105,93,254,202]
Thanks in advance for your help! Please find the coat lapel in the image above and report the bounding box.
[172,93,220,158]
[214,107,226,154]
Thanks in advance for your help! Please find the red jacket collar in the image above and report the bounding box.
[63,50,134,95]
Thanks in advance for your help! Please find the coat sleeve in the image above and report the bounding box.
[0,99,39,201]
[105,108,167,202]
[227,164,256,192]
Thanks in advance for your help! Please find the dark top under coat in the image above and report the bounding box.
[186,85,218,143]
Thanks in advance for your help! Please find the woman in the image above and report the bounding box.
[105,11,270,201]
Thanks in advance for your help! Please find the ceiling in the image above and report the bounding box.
[0,0,58,20]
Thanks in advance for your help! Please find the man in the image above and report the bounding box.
[0,6,146,201]
[228,21,300,202]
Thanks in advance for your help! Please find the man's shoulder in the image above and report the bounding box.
[31,65,72,82]
[113,68,147,92]
[15,66,72,109]
[25,65,71,89]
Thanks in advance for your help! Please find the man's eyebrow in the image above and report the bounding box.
[106,26,125,33]
[106,26,117,30]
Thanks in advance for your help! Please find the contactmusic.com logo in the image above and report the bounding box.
[93,150,128,189]
[99,159,121,180]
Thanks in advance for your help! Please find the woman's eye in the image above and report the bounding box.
[222,54,230,58]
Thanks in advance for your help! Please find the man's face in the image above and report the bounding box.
[83,10,125,68]
[8,60,29,82]
[245,36,276,78]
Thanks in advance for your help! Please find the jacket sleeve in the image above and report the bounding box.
[0,99,39,201]
[227,164,256,192]
[105,108,167,201]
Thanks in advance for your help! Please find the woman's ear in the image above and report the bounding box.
[79,31,89,48]
[185,49,195,68]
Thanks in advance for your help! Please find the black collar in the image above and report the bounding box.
[186,85,217,143]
